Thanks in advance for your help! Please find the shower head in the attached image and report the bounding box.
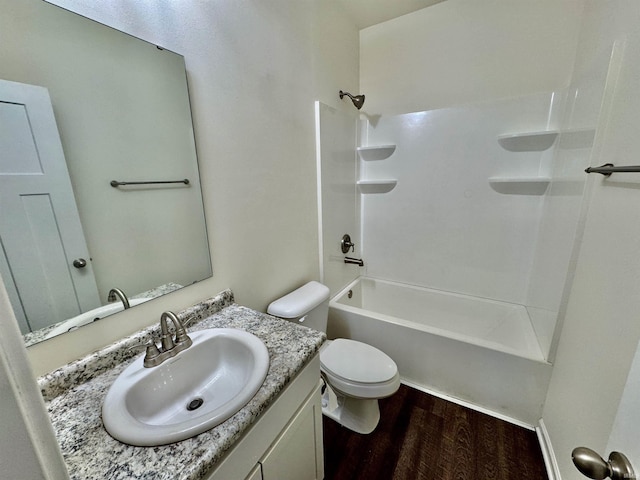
[339,90,365,110]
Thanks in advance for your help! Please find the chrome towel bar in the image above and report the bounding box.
[585,164,640,176]
[110,179,190,187]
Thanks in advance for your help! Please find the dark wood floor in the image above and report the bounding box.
[323,384,548,480]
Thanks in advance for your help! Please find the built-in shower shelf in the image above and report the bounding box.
[488,176,550,195]
[357,145,396,160]
[357,179,397,194]
[497,131,559,152]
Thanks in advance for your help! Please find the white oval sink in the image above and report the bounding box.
[102,328,269,446]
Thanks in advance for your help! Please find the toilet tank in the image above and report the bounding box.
[267,281,330,333]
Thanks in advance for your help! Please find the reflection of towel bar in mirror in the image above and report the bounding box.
[110,179,190,187]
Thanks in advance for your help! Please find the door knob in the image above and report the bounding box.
[73,258,87,268]
[572,447,635,480]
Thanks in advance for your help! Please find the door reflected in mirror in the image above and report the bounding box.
[0,0,212,346]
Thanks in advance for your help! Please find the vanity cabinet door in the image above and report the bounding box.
[259,386,323,480]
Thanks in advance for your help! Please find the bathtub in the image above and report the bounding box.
[327,277,552,425]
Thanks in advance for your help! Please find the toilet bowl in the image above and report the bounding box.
[319,338,400,434]
[267,281,400,434]
[321,339,400,398]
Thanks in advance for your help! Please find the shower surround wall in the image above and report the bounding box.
[318,92,594,422]
[361,92,561,309]
[361,88,599,361]
[317,95,562,423]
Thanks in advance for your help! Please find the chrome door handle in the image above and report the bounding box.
[572,447,635,480]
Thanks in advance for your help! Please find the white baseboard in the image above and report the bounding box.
[400,378,533,430]
[536,418,561,480]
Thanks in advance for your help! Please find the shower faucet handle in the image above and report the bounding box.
[341,234,355,253]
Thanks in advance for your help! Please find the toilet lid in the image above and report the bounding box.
[320,338,397,384]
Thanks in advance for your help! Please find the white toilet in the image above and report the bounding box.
[267,281,400,434]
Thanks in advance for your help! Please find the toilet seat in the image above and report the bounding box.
[320,339,400,399]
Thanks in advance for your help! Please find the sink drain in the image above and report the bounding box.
[186,397,204,411]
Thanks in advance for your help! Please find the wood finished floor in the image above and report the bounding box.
[323,384,548,480]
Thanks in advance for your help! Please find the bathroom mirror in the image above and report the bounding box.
[0,0,212,346]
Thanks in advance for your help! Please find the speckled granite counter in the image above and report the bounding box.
[38,289,326,480]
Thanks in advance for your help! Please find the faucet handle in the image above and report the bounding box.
[180,316,196,328]
[128,338,155,352]
[128,339,162,366]
[174,328,193,348]
[341,234,355,254]
[144,339,162,361]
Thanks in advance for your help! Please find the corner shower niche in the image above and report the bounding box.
[357,144,397,194]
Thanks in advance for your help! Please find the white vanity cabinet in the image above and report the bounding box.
[206,354,324,480]
[259,382,322,480]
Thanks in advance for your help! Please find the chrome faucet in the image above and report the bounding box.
[107,288,130,309]
[141,311,193,367]
[344,256,364,267]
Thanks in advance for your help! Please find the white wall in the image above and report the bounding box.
[19,0,359,374]
[542,0,640,478]
[0,278,68,479]
[360,0,584,115]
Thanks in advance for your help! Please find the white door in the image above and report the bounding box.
[0,79,100,333]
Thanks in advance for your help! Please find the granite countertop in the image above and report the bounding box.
[38,289,326,480]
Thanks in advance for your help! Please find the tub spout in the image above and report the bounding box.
[344,256,364,267]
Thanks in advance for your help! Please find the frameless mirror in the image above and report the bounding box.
[0,0,212,346]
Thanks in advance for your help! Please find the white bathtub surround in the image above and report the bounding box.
[316,94,574,424]
[360,92,562,307]
[328,277,552,425]
[358,90,600,361]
